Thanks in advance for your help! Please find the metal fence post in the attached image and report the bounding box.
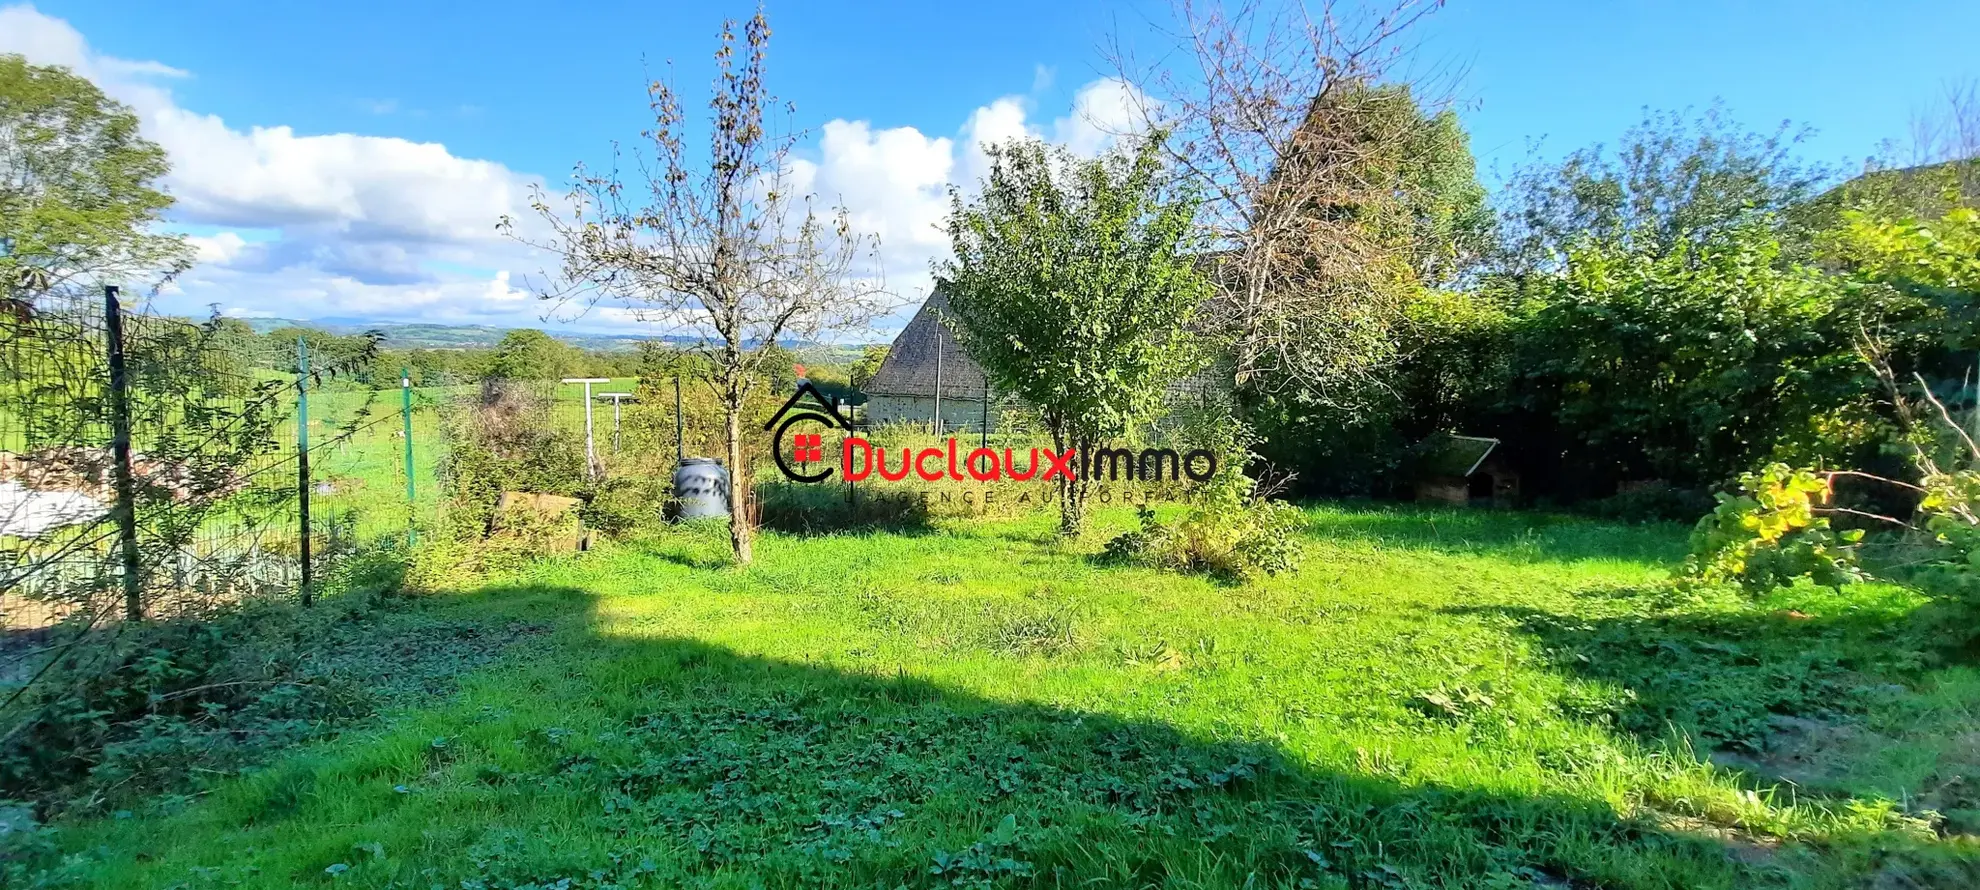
[401,366,416,547]
[932,324,944,437]
[296,335,312,606]
[103,286,143,621]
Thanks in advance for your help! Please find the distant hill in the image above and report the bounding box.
[236,317,873,361]
[238,317,708,351]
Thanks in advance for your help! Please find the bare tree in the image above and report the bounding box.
[1110,0,1449,404]
[1903,78,1980,208]
[500,10,885,565]
[1908,78,1980,167]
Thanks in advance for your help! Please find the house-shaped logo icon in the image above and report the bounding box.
[764,381,852,482]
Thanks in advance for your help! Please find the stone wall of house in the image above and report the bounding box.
[864,394,997,434]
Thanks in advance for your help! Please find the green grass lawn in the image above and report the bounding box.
[28,505,1980,888]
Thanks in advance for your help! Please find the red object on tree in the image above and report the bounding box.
[793,363,807,379]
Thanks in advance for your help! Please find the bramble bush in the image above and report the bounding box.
[1685,199,1980,600]
[1909,468,1980,603]
[1683,463,1863,592]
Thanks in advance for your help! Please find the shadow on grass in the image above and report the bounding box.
[73,584,1976,890]
[1450,597,1980,805]
[1301,502,1689,566]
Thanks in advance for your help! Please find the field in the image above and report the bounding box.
[216,378,637,547]
[25,504,1980,889]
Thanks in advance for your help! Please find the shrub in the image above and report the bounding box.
[1908,469,1980,604]
[0,603,370,815]
[579,475,670,538]
[437,380,589,537]
[1683,463,1864,592]
[0,566,540,819]
[1104,417,1304,580]
[1585,483,1715,524]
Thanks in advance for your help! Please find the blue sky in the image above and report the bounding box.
[4,1,1976,334]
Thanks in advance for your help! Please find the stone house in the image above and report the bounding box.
[862,290,1229,433]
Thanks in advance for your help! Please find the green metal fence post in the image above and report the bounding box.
[296,335,312,607]
[402,366,416,546]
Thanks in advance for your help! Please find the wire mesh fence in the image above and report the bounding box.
[0,288,429,642]
[3,293,1046,647]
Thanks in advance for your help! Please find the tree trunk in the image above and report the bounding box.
[725,407,753,565]
[1051,421,1084,537]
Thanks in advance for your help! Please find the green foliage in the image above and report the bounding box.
[1516,221,1865,490]
[1105,495,1305,581]
[1497,105,1828,273]
[0,573,538,818]
[1823,204,1980,379]
[1239,86,1497,482]
[1803,158,1980,241]
[0,54,191,299]
[1913,469,1980,603]
[1104,417,1304,579]
[939,133,1210,534]
[848,344,889,391]
[579,476,669,538]
[485,329,580,382]
[1584,483,1717,524]
[1384,103,1498,290]
[1328,121,1980,506]
[436,381,590,535]
[1685,463,1864,592]
[1254,287,1516,495]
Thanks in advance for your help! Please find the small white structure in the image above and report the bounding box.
[0,481,107,538]
[562,377,612,478]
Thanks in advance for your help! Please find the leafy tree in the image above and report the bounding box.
[1686,203,1980,599]
[1111,0,1452,401]
[1243,88,1497,492]
[485,329,577,382]
[755,342,798,395]
[939,134,1210,536]
[262,326,381,386]
[1390,105,1497,290]
[635,341,705,382]
[0,54,191,303]
[196,315,262,397]
[848,344,889,391]
[1496,105,1830,274]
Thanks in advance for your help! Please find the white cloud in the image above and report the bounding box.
[1054,78,1148,158]
[786,119,955,311]
[798,77,1155,328]
[958,96,1034,185]
[0,3,543,322]
[0,3,1155,337]
[186,231,248,265]
[0,7,536,250]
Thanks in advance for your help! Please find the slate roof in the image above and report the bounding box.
[865,288,1234,402]
[1415,433,1500,478]
[863,289,990,399]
